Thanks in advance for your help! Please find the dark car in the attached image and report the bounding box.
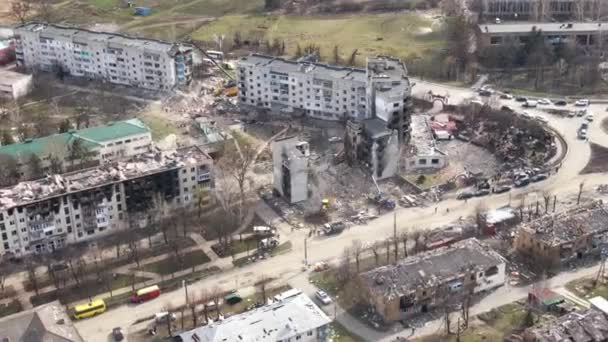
[112,327,124,341]
[515,96,528,102]
[531,173,548,182]
[500,105,514,112]
[474,189,491,197]
[555,99,568,106]
[514,177,530,187]
[479,90,492,97]
[457,192,474,200]
[493,185,511,194]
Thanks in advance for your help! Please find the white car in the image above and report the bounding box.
[521,111,533,119]
[537,98,552,105]
[534,115,548,123]
[575,99,590,107]
[315,290,332,305]
[586,114,594,121]
[578,129,588,140]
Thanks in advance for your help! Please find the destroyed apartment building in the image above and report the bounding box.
[515,201,608,269]
[522,307,608,342]
[357,238,506,323]
[176,291,332,342]
[0,146,213,255]
[271,136,309,204]
[14,22,193,90]
[0,118,152,180]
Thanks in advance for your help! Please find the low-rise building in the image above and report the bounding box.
[476,0,599,21]
[404,115,447,172]
[523,308,608,342]
[175,292,331,342]
[0,300,83,341]
[0,146,213,256]
[478,22,608,48]
[357,238,506,323]
[0,118,152,180]
[0,69,32,99]
[271,136,309,203]
[14,22,193,90]
[515,201,608,269]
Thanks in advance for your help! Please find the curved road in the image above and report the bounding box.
[75,81,608,341]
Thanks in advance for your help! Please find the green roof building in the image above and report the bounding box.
[0,118,152,180]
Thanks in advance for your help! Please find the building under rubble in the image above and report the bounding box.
[357,238,506,323]
[0,146,212,256]
[515,201,608,269]
[0,118,152,181]
[403,115,447,172]
[523,307,608,342]
[271,137,309,204]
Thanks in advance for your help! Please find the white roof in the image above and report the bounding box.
[590,296,608,315]
[480,22,608,34]
[176,292,331,342]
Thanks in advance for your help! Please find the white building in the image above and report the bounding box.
[176,292,332,342]
[13,23,193,90]
[0,118,153,180]
[0,146,213,256]
[237,55,412,140]
[0,70,32,99]
[271,136,309,204]
[404,115,447,171]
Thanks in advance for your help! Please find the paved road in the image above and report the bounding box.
[75,81,608,341]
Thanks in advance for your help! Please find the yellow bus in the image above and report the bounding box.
[73,299,106,319]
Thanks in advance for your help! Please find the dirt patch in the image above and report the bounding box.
[581,143,608,174]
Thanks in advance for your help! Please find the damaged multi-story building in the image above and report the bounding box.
[0,118,152,180]
[0,146,212,256]
[271,136,309,204]
[357,238,506,323]
[14,23,193,90]
[515,201,608,269]
[345,119,399,180]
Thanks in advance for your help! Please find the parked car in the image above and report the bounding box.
[578,128,588,140]
[112,327,124,341]
[514,177,530,187]
[500,93,513,100]
[474,189,491,197]
[586,113,594,121]
[534,115,548,124]
[581,122,589,130]
[515,96,528,102]
[500,105,514,112]
[457,192,474,200]
[521,111,533,119]
[479,89,492,97]
[316,290,332,305]
[537,98,552,105]
[531,173,548,182]
[493,185,511,194]
[576,109,586,117]
[523,100,538,108]
[567,111,576,118]
[575,99,590,107]
[155,312,177,323]
[554,99,568,106]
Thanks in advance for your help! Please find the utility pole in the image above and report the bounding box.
[183,279,189,305]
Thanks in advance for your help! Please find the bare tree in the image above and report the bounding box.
[347,49,358,66]
[25,260,39,296]
[371,241,381,266]
[199,289,210,323]
[337,247,352,283]
[10,0,33,24]
[165,303,175,336]
[189,293,198,327]
[474,203,487,236]
[411,230,422,255]
[256,274,271,303]
[400,231,409,257]
[577,181,584,205]
[351,239,363,273]
[542,191,552,214]
[194,187,210,219]
[128,234,141,268]
[385,238,391,264]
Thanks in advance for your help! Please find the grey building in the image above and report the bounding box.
[271,136,309,203]
[14,22,193,90]
[0,146,213,256]
[478,22,608,47]
[175,292,332,342]
[237,55,412,140]
[475,0,600,20]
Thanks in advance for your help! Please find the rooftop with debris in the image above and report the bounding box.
[0,300,83,342]
[359,238,505,299]
[175,292,331,342]
[409,114,441,155]
[0,146,211,210]
[239,53,367,82]
[15,22,192,56]
[518,201,608,246]
[524,308,608,342]
[0,118,150,160]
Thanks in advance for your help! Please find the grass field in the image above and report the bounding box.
[190,13,445,63]
[142,250,211,275]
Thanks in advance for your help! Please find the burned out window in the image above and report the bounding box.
[485,265,499,276]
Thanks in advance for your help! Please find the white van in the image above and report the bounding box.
[524,100,538,108]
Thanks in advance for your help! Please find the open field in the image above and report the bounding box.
[566,277,608,299]
[190,12,445,63]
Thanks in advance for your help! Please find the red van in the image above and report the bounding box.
[131,285,161,303]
